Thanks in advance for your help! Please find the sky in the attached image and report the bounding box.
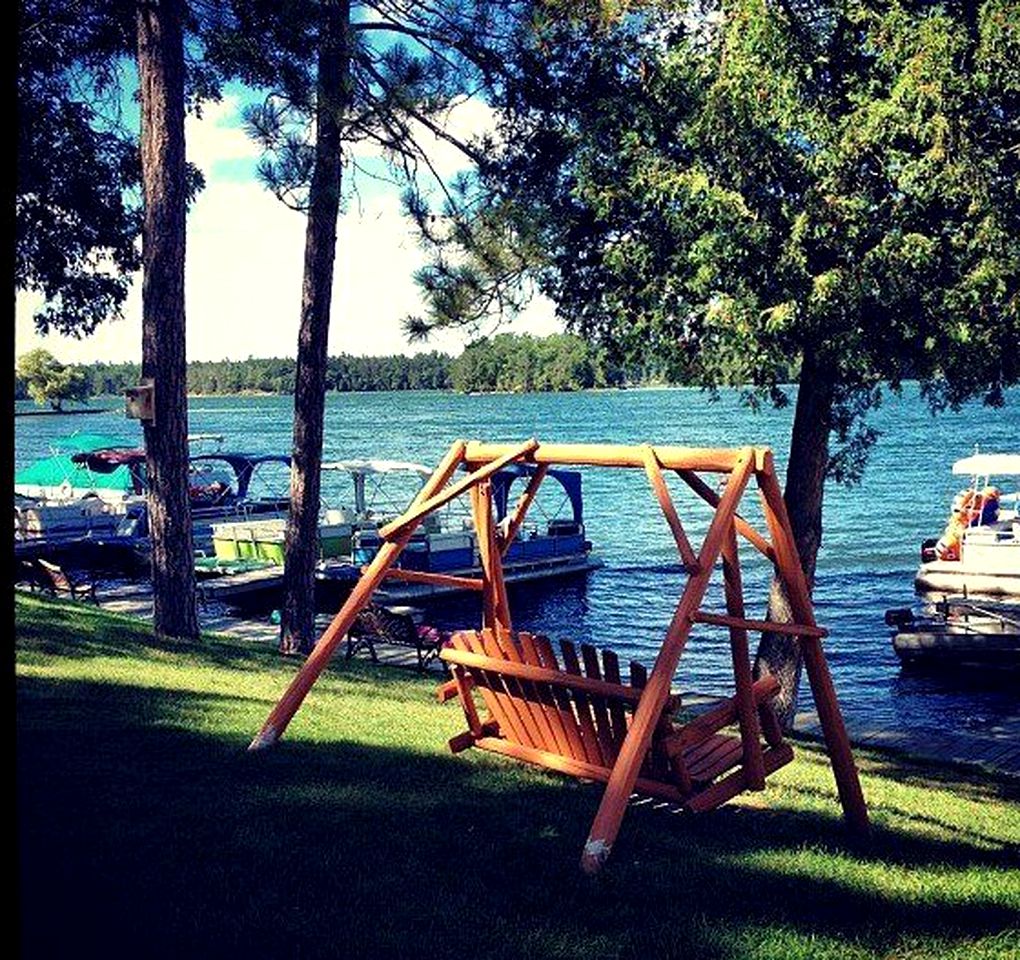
[14,93,561,365]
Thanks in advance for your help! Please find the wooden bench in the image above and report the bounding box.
[34,559,98,604]
[439,627,793,811]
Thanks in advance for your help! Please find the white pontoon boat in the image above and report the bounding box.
[915,453,1020,598]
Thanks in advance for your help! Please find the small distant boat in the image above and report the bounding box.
[885,599,1020,673]
[914,453,1020,598]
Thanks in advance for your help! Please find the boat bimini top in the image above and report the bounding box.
[320,460,434,520]
[952,454,1020,477]
[321,459,433,478]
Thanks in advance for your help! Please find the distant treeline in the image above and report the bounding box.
[451,333,625,392]
[13,351,454,398]
[13,334,686,399]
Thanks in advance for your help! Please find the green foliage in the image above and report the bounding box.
[16,348,92,410]
[17,0,214,337]
[15,593,1020,960]
[450,332,617,391]
[185,351,454,393]
[12,340,779,400]
[202,1,525,210]
[16,353,454,398]
[17,0,141,336]
[415,0,1019,483]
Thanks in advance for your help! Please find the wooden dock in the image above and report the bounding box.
[794,707,1020,776]
[199,553,604,606]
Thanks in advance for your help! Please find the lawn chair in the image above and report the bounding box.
[16,559,45,593]
[438,628,793,809]
[346,604,445,672]
[35,559,98,604]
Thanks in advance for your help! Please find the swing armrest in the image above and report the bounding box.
[662,675,780,758]
[437,675,466,703]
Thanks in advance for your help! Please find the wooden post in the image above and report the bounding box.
[642,445,698,572]
[485,483,512,632]
[580,449,756,874]
[721,525,765,790]
[472,483,497,630]
[379,438,539,540]
[676,468,774,562]
[755,454,870,835]
[500,464,549,556]
[249,440,466,750]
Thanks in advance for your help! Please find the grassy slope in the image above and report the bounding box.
[15,594,1020,960]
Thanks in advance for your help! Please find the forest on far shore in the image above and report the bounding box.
[14,333,701,400]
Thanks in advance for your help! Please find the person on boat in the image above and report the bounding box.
[189,479,231,505]
[935,486,999,560]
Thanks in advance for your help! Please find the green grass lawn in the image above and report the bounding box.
[15,593,1020,960]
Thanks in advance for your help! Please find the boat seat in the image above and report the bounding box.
[438,628,793,810]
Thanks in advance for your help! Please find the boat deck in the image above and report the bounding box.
[198,552,604,606]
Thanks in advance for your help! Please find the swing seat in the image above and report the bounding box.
[438,628,793,811]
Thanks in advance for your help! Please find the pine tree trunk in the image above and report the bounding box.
[280,0,351,655]
[136,0,198,642]
[753,349,836,728]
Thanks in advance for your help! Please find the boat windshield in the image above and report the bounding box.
[320,460,436,523]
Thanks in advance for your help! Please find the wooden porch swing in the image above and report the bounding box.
[250,439,869,874]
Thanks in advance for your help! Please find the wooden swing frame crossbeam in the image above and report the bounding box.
[690,612,828,638]
[249,439,869,875]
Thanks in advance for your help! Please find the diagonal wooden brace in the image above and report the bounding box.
[642,444,699,572]
[248,440,467,750]
[378,438,539,541]
[580,449,756,874]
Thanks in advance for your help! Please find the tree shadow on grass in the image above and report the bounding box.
[16,593,458,686]
[17,673,1020,960]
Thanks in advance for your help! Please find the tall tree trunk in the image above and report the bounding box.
[136,0,198,642]
[280,0,351,655]
[753,349,836,728]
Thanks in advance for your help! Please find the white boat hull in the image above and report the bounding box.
[915,560,1020,598]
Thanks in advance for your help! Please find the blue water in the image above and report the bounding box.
[14,385,1020,739]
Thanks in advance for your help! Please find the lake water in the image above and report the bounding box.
[14,385,1020,741]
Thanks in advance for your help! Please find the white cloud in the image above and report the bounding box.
[348,95,498,185]
[185,95,261,176]
[14,93,560,367]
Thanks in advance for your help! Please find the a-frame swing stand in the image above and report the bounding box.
[250,440,869,874]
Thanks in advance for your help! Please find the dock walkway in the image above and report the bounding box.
[41,583,1020,779]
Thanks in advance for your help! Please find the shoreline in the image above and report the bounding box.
[16,383,733,407]
[45,583,1020,780]
[14,406,113,417]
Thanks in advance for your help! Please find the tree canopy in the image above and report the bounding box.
[16,348,92,409]
[414,0,1019,479]
[451,332,618,391]
[17,0,215,338]
[17,0,141,336]
[408,0,1020,724]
